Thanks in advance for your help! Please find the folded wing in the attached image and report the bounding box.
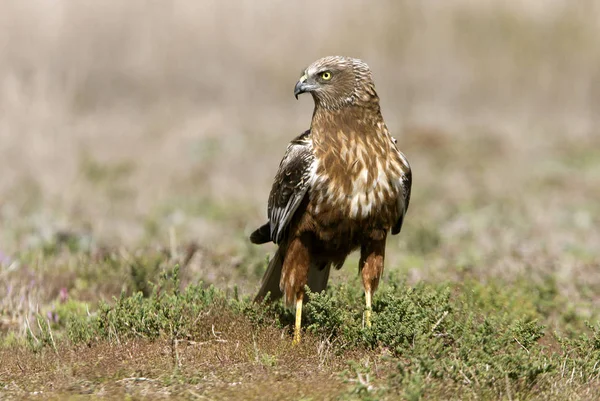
[250,130,314,244]
[391,147,412,236]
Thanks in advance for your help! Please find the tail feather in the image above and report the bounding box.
[254,245,332,303]
[307,263,331,295]
[254,246,284,302]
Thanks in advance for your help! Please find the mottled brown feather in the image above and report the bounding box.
[252,56,411,308]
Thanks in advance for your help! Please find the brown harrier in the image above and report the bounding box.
[250,56,412,343]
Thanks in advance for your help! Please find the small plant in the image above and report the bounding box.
[65,265,230,344]
[340,361,383,401]
[25,315,57,354]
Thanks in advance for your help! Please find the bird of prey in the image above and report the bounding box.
[250,56,412,344]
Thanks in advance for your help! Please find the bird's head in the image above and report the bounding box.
[294,56,377,110]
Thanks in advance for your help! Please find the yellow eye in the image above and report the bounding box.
[321,71,332,80]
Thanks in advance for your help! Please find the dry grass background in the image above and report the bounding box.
[1,1,600,399]
[1,0,599,323]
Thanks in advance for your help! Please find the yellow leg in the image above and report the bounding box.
[359,236,386,329]
[365,290,372,328]
[293,297,303,345]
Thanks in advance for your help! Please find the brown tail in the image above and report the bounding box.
[254,245,331,303]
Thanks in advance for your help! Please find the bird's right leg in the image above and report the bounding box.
[359,231,387,328]
[280,234,311,344]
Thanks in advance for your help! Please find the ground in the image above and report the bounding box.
[1,1,600,400]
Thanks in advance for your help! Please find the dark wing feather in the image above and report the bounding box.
[392,147,412,235]
[250,130,314,244]
[269,130,314,243]
[249,223,270,244]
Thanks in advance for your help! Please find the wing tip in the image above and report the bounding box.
[250,223,271,244]
[391,216,404,235]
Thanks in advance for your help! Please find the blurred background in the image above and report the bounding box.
[0,1,599,305]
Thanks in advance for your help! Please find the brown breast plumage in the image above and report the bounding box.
[301,109,407,249]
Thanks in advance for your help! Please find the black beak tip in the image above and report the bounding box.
[294,81,304,99]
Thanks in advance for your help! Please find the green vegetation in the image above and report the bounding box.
[2,258,599,400]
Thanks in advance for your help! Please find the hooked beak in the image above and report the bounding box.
[294,73,310,99]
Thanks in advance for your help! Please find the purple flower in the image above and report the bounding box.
[59,288,68,303]
[47,310,59,324]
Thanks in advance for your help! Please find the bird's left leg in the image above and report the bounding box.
[359,231,387,328]
[280,234,311,344]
